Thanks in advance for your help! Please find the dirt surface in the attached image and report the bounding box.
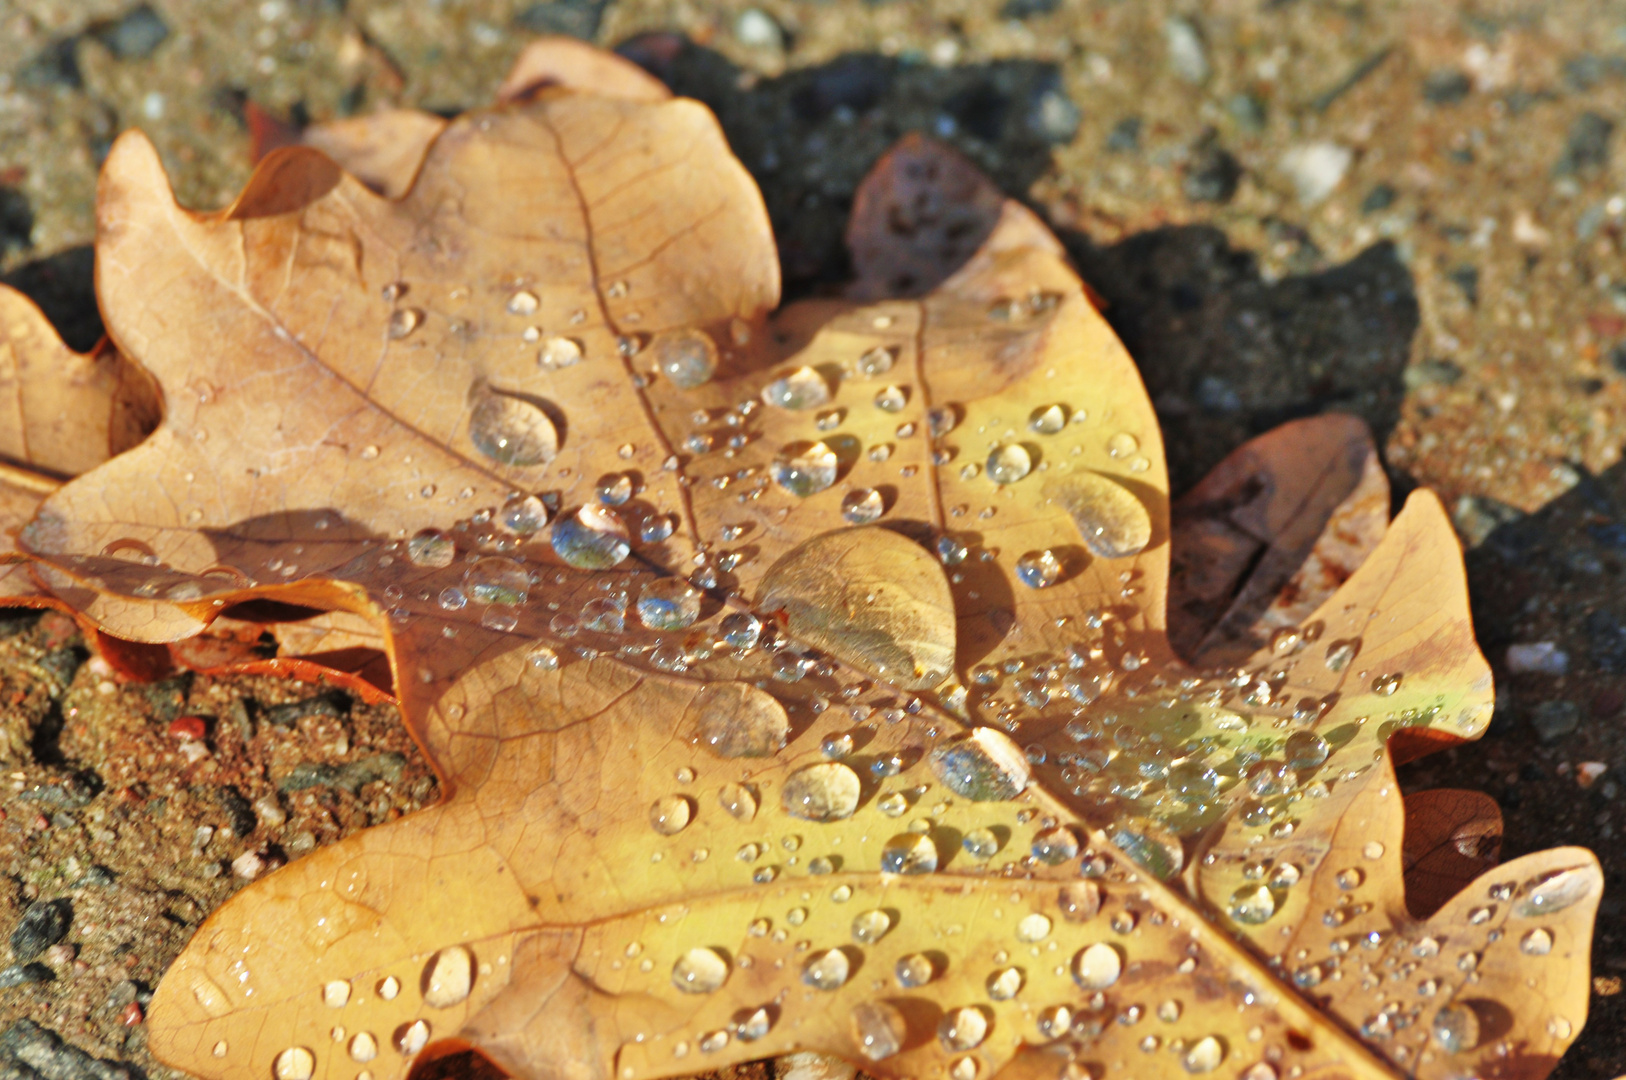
[3,0,1626,1077]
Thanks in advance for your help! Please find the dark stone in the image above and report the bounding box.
[1182,139,1241,204]
[0,614,41,640]
[1226,92,1267,132]
[1105,116,1141,152]
[16,40,81,90]
[1555,111,1614,176]
[512,0,608,39]
[95,5,169,60]
[1561,54,1626,92]
[789,55,892,122]
[0,966,53,991]
[33,648,84,696]
[1529,700,1581,743]
[10,901,71,963]
[1448,264,1480,305]
[279,752,407,795]
[1422,69,1471,104]
[0,189,32,258]
[216,787,257,839]
[136,675,190,723]
[1586,610,1626,673]
[18,773,100,811]
[1361,183,1396,213]
[259,690,348,729]
[944,81,1010,143]
[0,247,102,353]
[0,1020,136,1080]
[1000,0,1059,15]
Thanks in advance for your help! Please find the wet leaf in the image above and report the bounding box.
[2,44,1597,1080]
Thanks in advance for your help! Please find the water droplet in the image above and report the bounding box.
[699,1030,729,1054]
[782,763,861,822]
[1283,730,1330,770]
[1517,868,1594,916]
[1048,472,1152,559]
[719,782,758,822]
[274,1048,315,1080]
[719,612,762,650]
[881,832,939,874]
[763,367,831,410]
[1110,818,1185,879]
[388,309,422,339]
[771,441,840,497]
[1016,913,1052,942]
[439,587,468,612]
[1059,881,1103,922]
[1371,673,1402,696]
[1431,1004,1479,1052]
[468,386,559,466]
[692,683,789,758]
[500,494,549,536]
[736,1008,771,1041]
[672,947,730,993]
[937,535,969,565]
[851,909,892,944]
[507,289,539,315]
[987,967,1023,1001]
[637,578,702,630]
[407,529,455,568]
[842,488,885,524]
[551,505,632,569]
[1363,841,1386,860]
[1182,1035,1224,1074]
[1157,1000,1182,1023]
[986,444,1032,484]
[855,345,896,377]
[526,644,560,671]
[1072,943,1122,989]
[1228,885,1276,925]
[950,1057,979,1080]
[928,406,957,437]
[1016,549,1062,589]
[1548,1015,1573,1039]
[759,528,955,691]
[850,1000,906,1061]
[929,727,1031,801]
[1029,404,1068,434]
[538,336,584,369]
[1032,826,1079,864]
[1519,927,1554,955]
[802,949,851,991]
[348,1034,376,1064]
[652,329,718,389]
[1241,1065,1277,1080]
[877,792,909,817]
[961,827,1001,860]
[650,794,694,836]
[394,1020,429,1056]
[1037,1006,1072,1042]
[377,976,400,1000]
[873,384,907,412]
[895,953,934,988]
[597,472,635,505]
[1106,432,1138,458]
[422,945,473,1008]
[466,557,529,606]
[938,1007,989,1050]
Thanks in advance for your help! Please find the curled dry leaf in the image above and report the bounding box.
[4,42,1599,1080]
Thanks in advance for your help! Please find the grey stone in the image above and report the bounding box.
[1530,700,1582,743]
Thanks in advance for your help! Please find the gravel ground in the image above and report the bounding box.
[3,0,1626,1076]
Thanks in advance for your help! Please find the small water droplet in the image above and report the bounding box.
[736,1007,771,1041]
[322,980,350,1008]
[929,727,1030,801]
[650,794,694,836]
[873,385,907,412]
[507,289,539,315]
[850,1000,907,1061]
[1182,1035,1224,1074]
[637,578,702,630]
[763,367,831,410]
[842,488,885,524]
[962,827,1001,860]
[500,494,549,536]
[652,329,718,389]
[718,782,758,822]
[1029,404,1068,434]
[771,441,839,497]
[1032,826,1080,865]
[274,1048,315,1080]
[597,472,635,506]
[1228,884,1276,925]
[1072,942,1122,989]
[802,949,851,990]
[986,967,1023,1001]
[672,947,730,993]
[394,1020,429,1056]
[1059,880,1102,922]
[851,909,892,944]
[782,763,861,821]
[526,644,560,671]
[895,953,934,988]
[387,308,422,339]
[1106,432,1138,458]
[986,444,1032,484]
[938,1007,989,1051]
[1521,927,1554,954]
[881,832,939,874]
[855,345,896,377]
[538,336,584,369]
[1431,1004,1480,1053]
[1016,549,1062,589]
[1371,673,1402,696]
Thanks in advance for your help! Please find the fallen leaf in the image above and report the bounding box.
[4,44,1598,1080]
[1400,788,1504,920]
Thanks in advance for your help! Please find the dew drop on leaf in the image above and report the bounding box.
[986,966,1023,1000]
[395,1021,429,1056]
[1072,942,1122,990]
[1282,730,1330,770]
[771,441,839,497]
[929,727,1031,801]
[1016,549,1062,589]
[854,345,896,377]
[652,329,718,389]
[407,529,455,568]
[1106,432,1138,458]
[387,308,422,339]
[1181,1036,1225,1074]
[466,557,529,606]
[1032,826,1079,864]
[1517,868,1593,916]
[802,948,851,990]
[1029,404,1067,434]
[538,336,584,369]
[500,494,548,536]
[718,783,758,823]
[597,472,635,505]
[986,444,1032,484]
[1058,880,1102,922]
[881,832,939,874]
[736,1008,771,1042]
[273,1047,314,1080]
[671,947,729,993]
[1521,927,1554,955]
[1016,913,1052,942]
[895,953,934,988]
[637,578,701,630]
[841,488,885,524]
[762,367,831,410]
[961,827,1001,860]
[1431,1004,1480,1052]
[321,980,350,1008]
[551,505,631,569]
[873,385,907,412]
[1108,817,1184,879]
[782,763,861,821]
[348,1033,376,1063]
[421,945,472,1008]
[849,1000,906,1061]
[690,683,789,758]
[1228,884,1276,925]
[850,909,891,944]
[649,794,693,836]
[1047,472,1152,559]
[938,1007,989,1050]
[526,644,560,671]
[468,386,558,466]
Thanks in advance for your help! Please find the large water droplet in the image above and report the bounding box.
[895,953,934,988]
[422,945,473,1008]
[274,1048,315,1080]
[929,727,1030,801]
[468,385,558,466]
[1059,881,1102,922]
[551,505,631,569]
[763,367,831,410]
[1228,884,1276,925]
[962,827,1001,860]
[842,488,885,524]
[986,967,1023,1001]
[466,557,529,606]
[719,782,758,822]
[759,528,955,691]
[1182,1036,1224,1074]
[348,1032,377,1063]
[672,947,730,993]
[1431,1004,1480,1053]
[650,794,694,836]
[501,494,549,536]
[1047,472,1152,559]
[851,909,892,944]
[637,578,702,630]
[394,1020,429,1056]
[938,1007,989,1051]
[407,529,455,568]
[1282,730,1329,770]
[986,444,1032,484]
[881,832,938,874]
[1517,868,1594,916]
[772,441,840,497]
[1016,913,1052,942]
[653,329,718,389]
[1032,826,1080,864]
[1072,943,1122,989]
[782,762,861,821]
[1016,549,1062,589]
[690,682,789,758]
[802,949,851,990]
[850,1001,906,1061]
[1029,404,1068,434]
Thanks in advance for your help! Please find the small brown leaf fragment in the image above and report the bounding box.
[1402,787,1504,919]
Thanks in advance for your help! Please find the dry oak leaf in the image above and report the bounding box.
[8,46,1599,1080]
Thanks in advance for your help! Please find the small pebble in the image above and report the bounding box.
[1530,700,1582,743]
[1506,641,1569,675]
[1164,16,1210,84]
[734,8,783,50]
[1280,141,1353,205]
[1578,762,1609,789]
